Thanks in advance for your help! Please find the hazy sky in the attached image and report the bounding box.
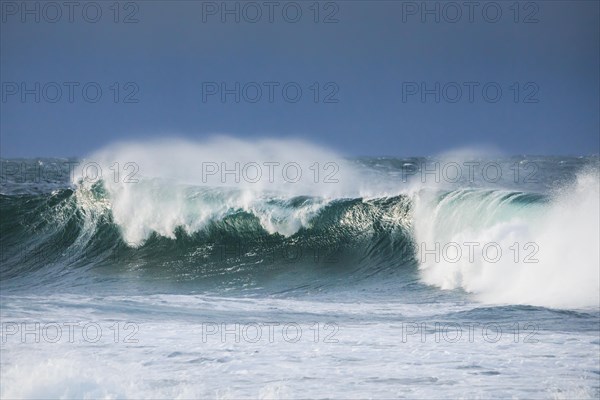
[1,0,599,157]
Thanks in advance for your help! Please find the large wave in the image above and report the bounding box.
[1,138,598,308]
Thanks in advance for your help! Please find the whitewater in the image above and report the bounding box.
[1,138,599,399]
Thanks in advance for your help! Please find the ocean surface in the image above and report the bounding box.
[1,140,599,399]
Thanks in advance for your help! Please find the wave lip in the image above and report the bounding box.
[71,137,374,246]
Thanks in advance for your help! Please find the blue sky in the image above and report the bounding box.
[1,0,599,157]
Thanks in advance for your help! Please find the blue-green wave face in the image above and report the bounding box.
[2,149,598,308]
[0,185,417,295]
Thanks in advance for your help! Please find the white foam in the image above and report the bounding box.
[413,168,600,309]
[73,137,368,245]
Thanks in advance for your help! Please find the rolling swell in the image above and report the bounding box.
[0,183,417,292]
[1,151,598,308]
